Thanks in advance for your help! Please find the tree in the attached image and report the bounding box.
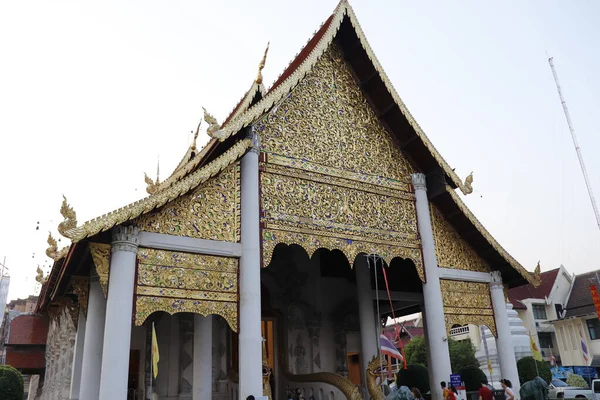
[396,364,430,394]
[403,336,478,372]
[0,365,24,400]
[459,366,488,392]
[567,374,589,388]
[516,356,552,385]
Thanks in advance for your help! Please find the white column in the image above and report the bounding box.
[355,256,378,397]
[168,314,180,397]
[411,173,452,391]
[490,271,520,393]
[79,280,106,400]
[99,226,140,399]
[193,315,213,400]
[69,306,86,399]
[239,129,263,399]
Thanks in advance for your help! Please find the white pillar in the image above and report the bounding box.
[79,280,106,400]
[168,314,180,397]
[411,173,452,392]
[239,129,263,399]
[193,314,213,400]
[99,226,140,399]
[355,256,378,397]
[490,271,520,393]
[69,306,86,399]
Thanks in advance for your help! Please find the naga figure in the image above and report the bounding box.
[58,195,77,238]
[46,233,58,260]
[144,173,159,195]
[366,354,388,400]
[463,172,474,194]
[203,107,224,140]
[35,266,47,284]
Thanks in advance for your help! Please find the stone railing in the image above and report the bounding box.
[450,326,470,336]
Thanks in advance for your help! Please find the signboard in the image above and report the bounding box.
[551,366,573,380]
[573,366,598,380]
[590,284,600,319]
[450,374,466,400]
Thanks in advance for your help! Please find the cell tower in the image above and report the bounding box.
[548,57,600,232]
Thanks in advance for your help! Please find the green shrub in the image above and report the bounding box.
[516,357,551,385]
[458,365,488,392]
[566,374,589,388]
[0,365,24,400]
[396,364,430,394]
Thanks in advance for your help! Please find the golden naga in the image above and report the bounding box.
[46,233,58,260]
[144,172,159,195]
[463,172,474,195]
[255,42,270,85]
[285,370,362,400]
[203,107,225,140]
[366,354,389,400]
[35,266,47,284]
[58,195,77,238]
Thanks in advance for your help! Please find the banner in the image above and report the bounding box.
[590,284,600,319]
[529,332,543,361]
[152,322,160,379]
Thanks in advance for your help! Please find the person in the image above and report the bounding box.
[441,381,449,400]
[447,385,458,400]
[411,387,424,400]
[478,380,494,400]
[501,379,515,400]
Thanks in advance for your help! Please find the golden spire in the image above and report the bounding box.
[57,195,77,239]
[255,42,270,84]
[191,120,201,151]
[156,156,160,183]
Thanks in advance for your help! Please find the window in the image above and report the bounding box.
[587,319,600,340]
[532,304,547,320]
[538,332,553,350]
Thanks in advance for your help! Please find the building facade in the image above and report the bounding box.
[554,270,600,367]
[25,2,541,400]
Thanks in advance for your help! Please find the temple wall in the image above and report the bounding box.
[39,303,77,400]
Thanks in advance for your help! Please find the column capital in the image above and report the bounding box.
[490,270,503,289]
[111,226,140,253]
[411,173,427,191]
[248,127,260,154]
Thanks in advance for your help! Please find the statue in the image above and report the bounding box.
[519,377,549,400]
[463,172,474,194]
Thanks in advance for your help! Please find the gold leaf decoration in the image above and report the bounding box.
[440,279,497,337]
[89,243,111,297]
[58,195,77,238]
[71,276,89,317]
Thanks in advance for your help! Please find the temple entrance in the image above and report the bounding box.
[261,242,424,398]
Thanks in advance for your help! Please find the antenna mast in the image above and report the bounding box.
[548,57,600,232]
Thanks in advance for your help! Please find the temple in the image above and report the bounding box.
[30,1,540,399]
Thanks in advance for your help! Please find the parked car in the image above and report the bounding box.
[549,378,593,399]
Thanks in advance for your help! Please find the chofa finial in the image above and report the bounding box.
[35,265,47,284]
[203,107,223,139]
[463,172,474,195]
[255,42,270,85]
[57,195,77,239]
[534,261,541,277]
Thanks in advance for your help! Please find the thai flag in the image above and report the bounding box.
[380,334,403,360]
[580,329,590,364]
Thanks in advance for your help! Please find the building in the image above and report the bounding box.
[507,266,573,364]
[554,270,600,367]
[25,2,542,399]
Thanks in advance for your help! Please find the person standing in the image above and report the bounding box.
[478,381,494,400]
[501,379,515,400]
[441,381,449,400]
[411,387,424,400]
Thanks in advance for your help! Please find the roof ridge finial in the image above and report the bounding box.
[191,120,201,150]
[156,156,160,183]
[255,42,270,84]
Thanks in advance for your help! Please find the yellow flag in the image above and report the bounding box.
[530,333,543,361]
[152,323,159,378]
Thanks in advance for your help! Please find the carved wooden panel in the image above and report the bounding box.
[440,279,496,337]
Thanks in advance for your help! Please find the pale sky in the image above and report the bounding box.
[1,1,598,302]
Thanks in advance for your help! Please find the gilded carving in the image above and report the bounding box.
[134,162,241,242]
[431,205,489,272]
[58,195,77,239]
[134,296,238,332]
[135,248,239,330]
[257,45,414,184]
[261,170,418,242]
[89,243,111,297]
[262,228,424,282]
[71,277,89,317]
[440,279,497,337]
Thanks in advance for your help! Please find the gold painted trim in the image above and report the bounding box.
[65,139,252,242]
[89,243,111,297]
[264,154,410,193]
[136,286,238,302]
[134,296,238,332]
[137,248,238,272]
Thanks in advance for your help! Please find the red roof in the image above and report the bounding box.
[507,268,560,309]
[267,13,335,95]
